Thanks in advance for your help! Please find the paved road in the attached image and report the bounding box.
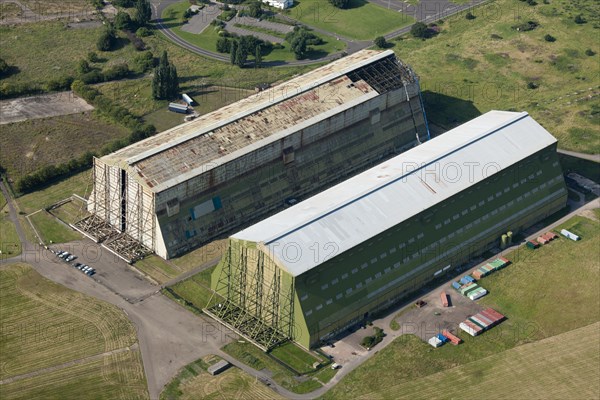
[152,0,491,66]
[557,149,600,163]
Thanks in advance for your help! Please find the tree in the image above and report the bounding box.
[115,11,133,31]
[465,12,475,20]
[235,41,248,67]
[329,0,350,9]
[135,0,152,27]
[255,44,262,68]
[230,40,238,65]
[290,36,307,60]
[410,22,429,39]
[96,28,117,51]
[374,36,387,49]
[152,51,179,99]
[247,0,262,18]
[216,37,231,53]
[544,34,556,42]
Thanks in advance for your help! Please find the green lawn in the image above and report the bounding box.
[323,213,600,399]
[28,211,81,244]
[222,341,332,394]
[15,170,92,215]
[162,2,345,62]
[339,322,600,399]
[164,268,218,313]
[396,0,600,154]
[285,0,415,40]
[270,342,325,374]
[0,263,147,400]
[49,199,88,225]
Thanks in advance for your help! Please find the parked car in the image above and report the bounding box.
[66,255,77,262]
[85,269,95,276]
[59,252,71,259]
[78,264,87,271]
[73,263,82,269]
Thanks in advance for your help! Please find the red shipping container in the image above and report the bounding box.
[472,270,484,280]
[464,319,483,333]
[499,256,510,264]
[483,308,505,321]
[442,329,462,345]
[537,236,549,245]
[479,309,500,323]
[440,291,449,307]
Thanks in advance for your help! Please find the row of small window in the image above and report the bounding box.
[434,170,545,230]
[301,174,564,313]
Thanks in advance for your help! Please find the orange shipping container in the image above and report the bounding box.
[440,291,449,307]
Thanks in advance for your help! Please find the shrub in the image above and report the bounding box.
[585,49,596,56]
[77,59,92,74]
[574,14,586,24]
[0,58,9,76]
[512,20,538,32]
[490,33,503,40]
[102,63,129,81]
[544,34,556,42]
[216,37,232,53]
[97,29,117,51]
[87,51,99,62]
[133,51,154,73]
[136,27,152,37]
[80,70,103,84]
[410,22,429,39]
[329,0,350,9]
[374,36,387,49]
[527,81,539,89]
[113,0,134,6]
[45,76,74,92]
[465,12,476,20]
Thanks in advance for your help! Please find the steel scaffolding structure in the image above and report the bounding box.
[205,246,294,350]
[74,158,153,263]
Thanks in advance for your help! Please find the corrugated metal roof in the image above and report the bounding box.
[232,111,558,276]
[101,50,393,172]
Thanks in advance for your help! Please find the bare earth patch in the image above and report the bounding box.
[0,92,93,125]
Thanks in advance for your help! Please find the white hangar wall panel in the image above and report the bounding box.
[87,158,122,229]
[124,175,155,249]
[154,86,426,258]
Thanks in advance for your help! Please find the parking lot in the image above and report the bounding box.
[46,239,159,303]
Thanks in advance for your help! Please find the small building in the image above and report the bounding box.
[560,229,580,241]
[168,103,188,114]
[262,0,293,9]
[207,359,231,376]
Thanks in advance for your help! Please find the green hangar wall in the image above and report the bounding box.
[207,111,568,350]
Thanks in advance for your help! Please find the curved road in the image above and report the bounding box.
[151,0,490,67]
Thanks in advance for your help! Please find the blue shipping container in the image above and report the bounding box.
[452,282,461,290]
[464,275,475,283]
[459,276,470,285]
[436,333,448,342]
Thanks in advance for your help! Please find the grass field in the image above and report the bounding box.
[396,0,600,154]
[323,213,600,399]
[222,341,336,394]
[28,210,81,244]
[164,266,218,312]
[285,0,415,40]
[162,2,345,63]
[15,169,92,214]
[270,342,325,374]
[50,198,88,225]
[160,354,284,400]
[0,22,139,89]
[354,322,600,399]
[135,239,226,284]
[0,113,129,180]
[0,263,147,399]
[1,204,21,258]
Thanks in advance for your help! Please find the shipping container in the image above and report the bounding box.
[483,308,506,321]
[560,229,580,241]
[452,281,461,290]
[472,270,484,280]
[474,313,494,326]
[440,291,449,307]
[459,322,478,337]
[469,316,488,329]
[526,240,539,249]
[468,288,487,300]
[464,275,476,283]
[537,236,549,245]
[479,309,500,323]
[499,256,510,264]
[442,329,463,345]
[168,103,188,114]
[436,333,448,342]
[428,336,443,347]
[460,276,472,285]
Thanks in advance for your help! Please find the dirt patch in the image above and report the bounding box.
[0,92,94,125]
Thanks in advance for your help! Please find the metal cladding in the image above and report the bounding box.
[208,111,568,350]
[79,49,428,260]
